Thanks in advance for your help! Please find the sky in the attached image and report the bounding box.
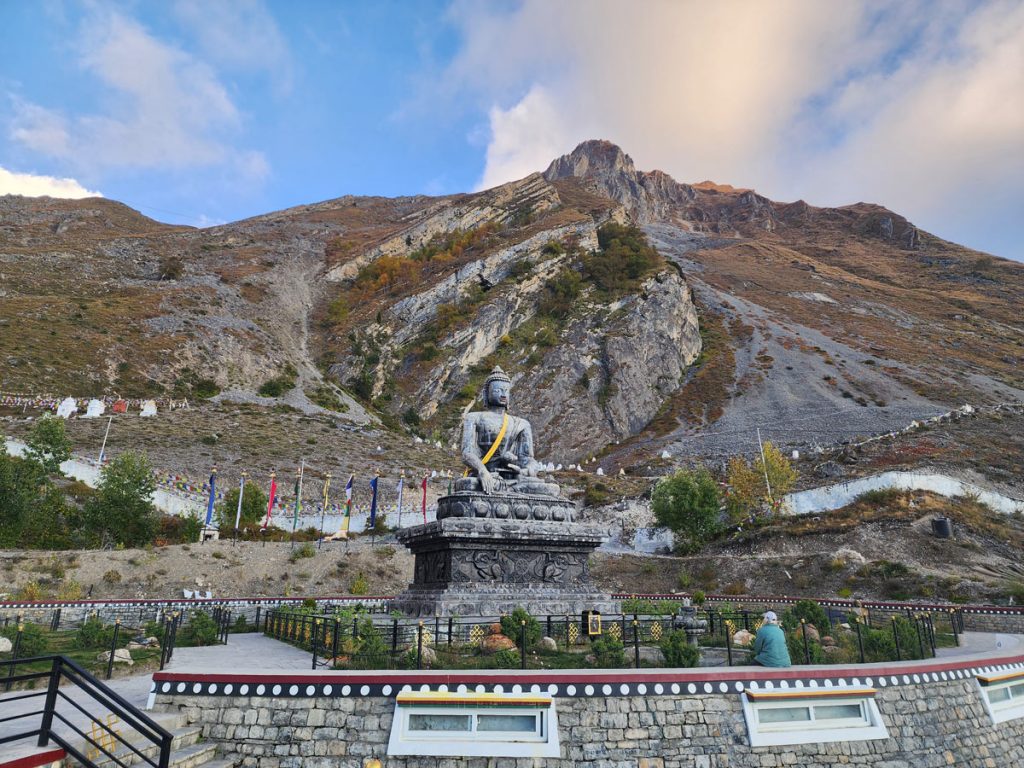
[0,0,1021,258]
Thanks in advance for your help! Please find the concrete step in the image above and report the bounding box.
[70,722,204,768]
[166,742,219,768]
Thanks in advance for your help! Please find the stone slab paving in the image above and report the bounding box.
[0,633,311,762]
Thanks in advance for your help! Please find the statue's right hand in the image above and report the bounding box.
[479,470,496,494]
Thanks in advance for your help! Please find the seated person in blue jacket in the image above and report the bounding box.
[752,611,792,667]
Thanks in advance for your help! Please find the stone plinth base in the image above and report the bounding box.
[392,515,618,618]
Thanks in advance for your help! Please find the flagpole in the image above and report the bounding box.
[202,466,217,545]
[98,415,112,464]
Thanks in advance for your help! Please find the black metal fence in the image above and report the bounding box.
[262,605,962,670]
[0,655,173,768]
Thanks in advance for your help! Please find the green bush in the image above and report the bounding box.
[290,542,316,563]
[349,573,369,596]
[492,648,521,668]
[782,600,829,633]
[660,630,700,667]
[500,607,542,648]
[177,611,219,647]
[1,622,48,657]
[652,467,721,553]
[590,635,625,668]
[350,619,390,669]
[143,620,165,644]
[74,615,117,649]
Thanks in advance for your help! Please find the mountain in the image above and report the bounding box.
[1,140,1022,477]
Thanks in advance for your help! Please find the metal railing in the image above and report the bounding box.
[0,655,172,768]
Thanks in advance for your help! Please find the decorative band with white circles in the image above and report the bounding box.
[152,661,1024,700]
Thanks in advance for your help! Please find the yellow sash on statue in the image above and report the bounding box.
[464,412,509,476]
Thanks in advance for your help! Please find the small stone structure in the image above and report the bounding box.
[394,366,617,617]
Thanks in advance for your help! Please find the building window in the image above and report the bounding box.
[977,672,1024,724]
[742,688,888,747]
[388,691,560,758]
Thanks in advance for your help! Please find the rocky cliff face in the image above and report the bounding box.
[3,138,1021,474]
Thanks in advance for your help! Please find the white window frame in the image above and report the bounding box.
[977,673,1024,724]
[741,689,888,747]
[388,692,560,758]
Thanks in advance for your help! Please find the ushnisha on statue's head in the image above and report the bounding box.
[483,365,512,410]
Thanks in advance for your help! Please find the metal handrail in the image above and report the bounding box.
[0,655,173,768]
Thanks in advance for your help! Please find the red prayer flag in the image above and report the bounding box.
[421,475,428,523]
[262,475,277,529]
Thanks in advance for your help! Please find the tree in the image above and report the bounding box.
[651,468,722,553]
[24,415,71,475]
[725,441,798,521]
[85,452,158,547]
[216,482,269,529]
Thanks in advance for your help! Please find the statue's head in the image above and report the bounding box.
[483,365,512,409]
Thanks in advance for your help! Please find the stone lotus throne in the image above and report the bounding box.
[393,366,618,618]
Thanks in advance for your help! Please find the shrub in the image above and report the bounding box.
[290,543,316,563]
[492,648,521,669]
[16,581,45,601]
[74,616,116,650]
[233,614,249,633]
[691,590,706,606]
[178,611,219,647]
[349,573,369,596]
[216,483,269,529]
[725,441,797,521]
[590,635,625,668]
[102,570,122,584]
[1,622,48,657]
[350,619,389,669]
[84,452,159,548]
[652,468,721,553]
[143,620,165,644]
[500,607,542,648]
[660,630,700,667]
[24,415,72,475]
[782,600,829,633]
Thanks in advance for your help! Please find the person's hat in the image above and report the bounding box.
[762,611,778,622]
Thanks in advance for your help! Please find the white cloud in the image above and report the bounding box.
[8,8,268,181]
[0,166,101,198]
[478,85,574,189]
[173,0,293,96]
[450,0,1024,256]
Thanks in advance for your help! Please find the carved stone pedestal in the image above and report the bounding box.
[392,513,619,618]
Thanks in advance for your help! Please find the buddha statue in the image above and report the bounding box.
[455,366,560,497]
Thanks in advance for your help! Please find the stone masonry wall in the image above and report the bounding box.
[156,677,1024,768]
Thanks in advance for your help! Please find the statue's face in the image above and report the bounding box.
[487,380,511,409]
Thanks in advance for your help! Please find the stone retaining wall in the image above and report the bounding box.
[153,659,1024,768]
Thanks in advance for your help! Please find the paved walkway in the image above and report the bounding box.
[936,630,1023,658]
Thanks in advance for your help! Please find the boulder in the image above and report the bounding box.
[0,637,12,653]
[402,644,437,668]
[96,649,133,666]
[481,633,516,654]
[803,624,821,643]
[832,548,866,566]
[822,644,844,658]
[538,636,558,652]
[732,630,755,647]
[821,635,837,647]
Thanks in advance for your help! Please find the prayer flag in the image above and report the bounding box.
[204,469,217,527]
[234,473,246,532]
[292,466,303,533]
[421,475,428,523]
[262,474,277,529]
[395,475,404,524]
[369,475,379,530]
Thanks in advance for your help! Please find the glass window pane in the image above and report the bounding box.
[408,714,471,732]
[989,687,1012,703]
[815,704,863,721]
[759,707,811,723]
[1009,683,1024,698]
[477,714,539,733]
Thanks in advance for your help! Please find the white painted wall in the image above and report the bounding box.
[783,471,1024,516]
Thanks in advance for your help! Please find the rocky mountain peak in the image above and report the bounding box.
[544,139,638,180]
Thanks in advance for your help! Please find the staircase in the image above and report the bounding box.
[68,710,232,768]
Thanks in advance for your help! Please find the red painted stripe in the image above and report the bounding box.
[0,748,66,768]
[152,651,1024,687]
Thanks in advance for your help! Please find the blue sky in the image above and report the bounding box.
[1,1,1021,258]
